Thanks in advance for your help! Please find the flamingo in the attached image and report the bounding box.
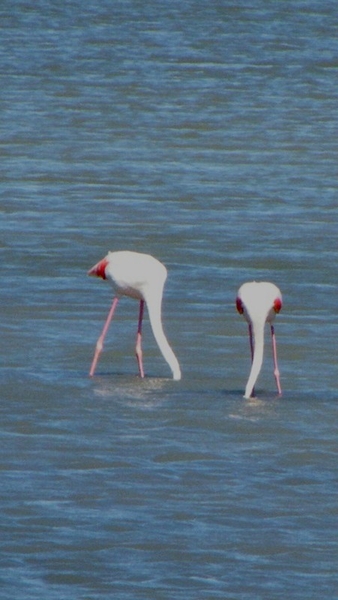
[88,250,181,380]
[236,281,282,399]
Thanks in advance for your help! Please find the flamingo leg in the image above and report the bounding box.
[248,323,254,362]
[89,297,119,377]
[270,324,282,395]
[135,300,145,378]
[248,323,255,397]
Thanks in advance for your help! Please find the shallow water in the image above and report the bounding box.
[1,1,338,598]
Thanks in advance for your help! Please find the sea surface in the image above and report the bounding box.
[1,1,338,598]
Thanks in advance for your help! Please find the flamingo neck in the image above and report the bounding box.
[146,295,181,380]
[244,320,265,398]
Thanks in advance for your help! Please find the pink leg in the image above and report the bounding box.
[248,323,254,362]
[135,300,145,378]
[248,323,255,397]
[89,297,119,377]
[270,325,282,395]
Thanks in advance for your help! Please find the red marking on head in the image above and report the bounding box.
[274,297,282,313]
[236,297,244,314]
[88,257,109,280]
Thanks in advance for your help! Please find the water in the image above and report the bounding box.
[1,0,338,598]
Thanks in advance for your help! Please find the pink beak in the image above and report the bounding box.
[88,257,109,280]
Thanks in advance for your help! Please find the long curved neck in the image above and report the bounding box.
[146,295,181,380]
[244,319,265,398]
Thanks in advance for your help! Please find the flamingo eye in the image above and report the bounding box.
[274,297,282,313]
[236,297,244,314]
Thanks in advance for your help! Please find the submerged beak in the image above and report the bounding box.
[88,257,109,280]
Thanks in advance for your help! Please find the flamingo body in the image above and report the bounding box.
[88,251,181,380]
[236,281,282,399]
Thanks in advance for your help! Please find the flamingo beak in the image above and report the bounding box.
[88,258,109,280]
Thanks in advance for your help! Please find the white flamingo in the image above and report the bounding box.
[236,281,282,398]
[88,251,181,380]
